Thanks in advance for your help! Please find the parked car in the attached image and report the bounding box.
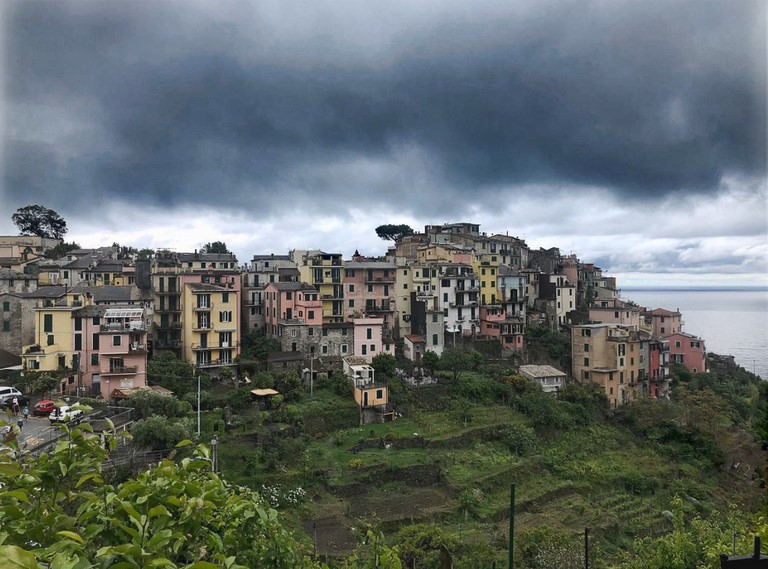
[49,406,84,425]
[0,387,28,410]
[32,400,56,417]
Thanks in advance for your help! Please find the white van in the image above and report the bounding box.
[0,387,26,409]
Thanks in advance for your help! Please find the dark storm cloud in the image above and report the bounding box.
[2,0,765,218]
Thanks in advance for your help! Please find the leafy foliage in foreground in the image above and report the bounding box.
[0,423,401,568]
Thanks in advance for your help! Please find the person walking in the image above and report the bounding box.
[11,397,18,417]
[22,406,29,421]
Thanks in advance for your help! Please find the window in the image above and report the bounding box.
[376,389,383,399]
[348,284,355,293]
[44,314,53,333]
[584,344,590,352]
[219,311,233,323]
[74,334,82,351]
[91,353,99,365]
[93,333,100,350]
[93,317,99,325]
[583,371,590,380]
[308,328,314,336]
[342,328,348,336]
[432,334,438,345]
[366,328,372,339]
[47,334,54,346]
[661,327,666,334]
[443,293,448,302]
[370,344,376,352]
[2,301,8,311]
[362,345,367,355]
[675,341,681,348]
[112,336,121,346]
[349,300,354,308]
[367,285,373,293]
[222,292,229,303]
[322,345,328,354]
[581,328,591,337]
[200,262,206,268]
[432,314,438,323]
[403,284,408,289]
[341,344,348,353]
[584,357,590,366]
[619,372,624,384]
[308,311,315,319]
[2,321,9,332]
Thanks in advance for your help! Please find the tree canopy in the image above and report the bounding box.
[201,241,231,254]
[11,204,68,239]
[375,224,414,242]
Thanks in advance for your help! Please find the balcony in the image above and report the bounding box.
[455,286,479,293]
[197,359,235,369]
[192,323,212,332]
[365,304,394,313]
[321,294,344,300]
[191,344,212,351]
[102,366,139,376]
[100,323,147,332]
[128,343,147,353]
[193,305,213,312]
[155,305,182,313]
[365,276,395,284]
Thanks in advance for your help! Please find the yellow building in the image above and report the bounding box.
[473,254,502,306]
[182,282,238,371]
[21,291,85,377]
[295,251,344,324]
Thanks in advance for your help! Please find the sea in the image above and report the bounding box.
[621,288,768,380]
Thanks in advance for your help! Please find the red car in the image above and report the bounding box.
[32,400,56,417]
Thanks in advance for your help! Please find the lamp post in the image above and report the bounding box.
[196,366,201,438]
[210,435,218,472]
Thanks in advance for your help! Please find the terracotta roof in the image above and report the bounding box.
[405,335,425,344]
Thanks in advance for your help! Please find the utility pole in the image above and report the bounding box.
[196,366,201,437]
[509,484,515,569]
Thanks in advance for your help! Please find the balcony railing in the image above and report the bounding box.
[193,305,213,312]
[192,323,212,331]
[102,366,139,376]
[100,323,147,332]
[155,306,182,313]
[365,276,395,284]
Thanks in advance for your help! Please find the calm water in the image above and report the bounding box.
[622,288,768,380]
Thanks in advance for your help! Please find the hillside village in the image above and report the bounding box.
[0,222,708,413]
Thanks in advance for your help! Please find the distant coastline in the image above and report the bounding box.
[622,286,768,292]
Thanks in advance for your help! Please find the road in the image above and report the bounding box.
[2,412,80,452]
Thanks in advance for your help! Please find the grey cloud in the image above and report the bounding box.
[1,0,765,221]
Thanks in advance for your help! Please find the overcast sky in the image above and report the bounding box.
[1,0,765,287]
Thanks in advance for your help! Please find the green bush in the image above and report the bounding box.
[125,390,191,420]
[131,415,192,450]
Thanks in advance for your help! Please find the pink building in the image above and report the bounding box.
[666,332,706,374]
[589,303,641,330]
[479,305,524,350]
[73,305,148,399]
[99,308,149,399]
[648,308,683,337]
[343,261,396,334]
[263,282,323,336]
[351,316,386,362]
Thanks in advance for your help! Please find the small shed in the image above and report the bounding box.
[519,364,566,394]
[250,388,280,408]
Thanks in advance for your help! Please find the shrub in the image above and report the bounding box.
[131,415,192,450]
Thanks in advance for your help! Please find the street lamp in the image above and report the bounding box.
[210,435,218,472]
[196,366,201,438]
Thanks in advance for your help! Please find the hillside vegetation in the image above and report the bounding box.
[214,359,767,568]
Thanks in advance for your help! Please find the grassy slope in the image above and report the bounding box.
[217,372,766,567]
